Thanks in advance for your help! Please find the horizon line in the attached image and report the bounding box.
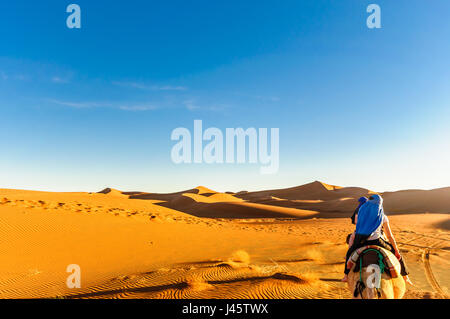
[2,180,449,195]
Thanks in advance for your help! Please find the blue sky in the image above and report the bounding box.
[1,0,449,193]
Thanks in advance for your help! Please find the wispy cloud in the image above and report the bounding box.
[118,104,158,111]
[112,81,188,91]
[14,74,30,81]
[0,70,31,81]
[1,70,71,84]
[183,99,201,111]
[47,99,106,109]
[51,76,70,84]
[156,85,188,91]
[234,92,280,102]
[183,99,229,112]
[47,99,158,111]
[48,98,228,113]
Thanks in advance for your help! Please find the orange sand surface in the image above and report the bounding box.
[0,182,448,299]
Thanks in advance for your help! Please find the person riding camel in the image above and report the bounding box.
[342,194,413,285]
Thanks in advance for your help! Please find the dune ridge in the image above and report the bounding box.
[94,181,450,219]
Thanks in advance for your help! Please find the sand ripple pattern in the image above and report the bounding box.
[62,260,337,299]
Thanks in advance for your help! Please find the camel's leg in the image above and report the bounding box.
[392,277,406,299]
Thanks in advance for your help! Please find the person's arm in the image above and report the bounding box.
[351,208,359,224]
[350,211,356,224]
[349,232,355,247]
[383,218,401,259]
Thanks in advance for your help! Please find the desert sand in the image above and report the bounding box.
[0,181,448,299]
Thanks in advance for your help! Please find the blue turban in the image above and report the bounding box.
[356,194,385,236]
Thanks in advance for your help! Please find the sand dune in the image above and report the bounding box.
[120,181,450,219]
[234,181,450,216]
[0,182,448,299]
[383,187,450,214]
[124,186,316,218]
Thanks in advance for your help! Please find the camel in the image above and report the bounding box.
[347,248,406,299]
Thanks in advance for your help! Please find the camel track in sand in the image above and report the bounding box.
[419,236,449,298]
[422,249,447,297]
[397,232,449,299]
